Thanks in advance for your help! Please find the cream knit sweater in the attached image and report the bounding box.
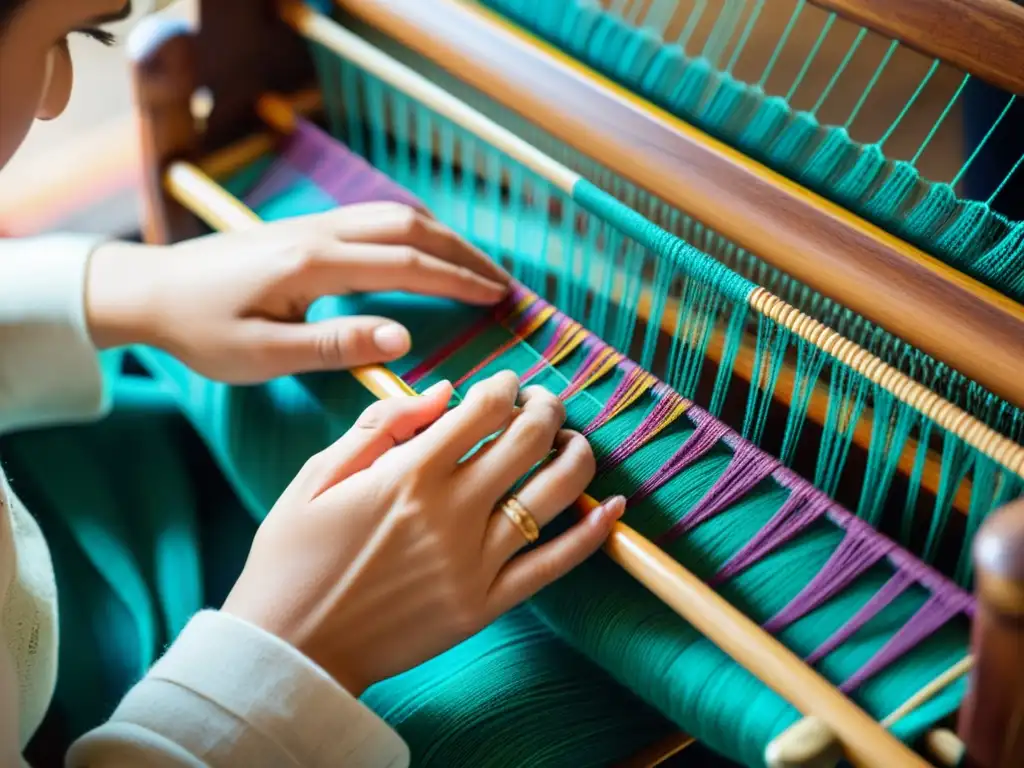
[0,235,410,767]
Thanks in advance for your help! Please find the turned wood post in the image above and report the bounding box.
[958,498,1024,768]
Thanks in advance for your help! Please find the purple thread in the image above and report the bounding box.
[629,418,729,505]
[712,487,829,586]
[805,570,916,665]
[655,443,780,547]
[597,385,684,473]
[292,122,423,209]
[839,591,972,693]
[244,161,303,210]
[245,119,423,212]
[763,520,896,634]
[522,316,576,383]
[583,363,644,438]
[560,341,614,401]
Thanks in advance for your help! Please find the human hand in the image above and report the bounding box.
[221,371,625,696]
[85,203,508,383]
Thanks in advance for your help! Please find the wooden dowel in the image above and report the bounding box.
[129,20,205,245]
[199,89,324,179]
[958,499,1024,768]
[926,729,966,768]
[766,655,971,767]
[589,499,931,768]
[284,0,1024,480]
[164,159,931,768]
[615,732,696,768]
[808,0,1024,95]
[765,717,845,768]
[881,657,974,729]
[332,0,1024,412]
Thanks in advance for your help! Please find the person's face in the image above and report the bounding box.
[0,0,130,170]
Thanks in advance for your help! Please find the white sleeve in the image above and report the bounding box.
[0,235,111,434]
[66,611,411,768]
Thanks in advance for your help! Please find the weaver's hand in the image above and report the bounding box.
[85,203,508,383]
[222,371,625,696]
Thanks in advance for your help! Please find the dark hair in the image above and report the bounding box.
[0,0,29,30]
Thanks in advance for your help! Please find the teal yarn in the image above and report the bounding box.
[933,200,996,269]
[642,45,688,104]
[669,57,715,115]
[616,26,662,90]
[899,182,959,245]
[363,607,681,767]
[799,125,858,190]
[702,73,759,136]
[736,95,791,160]
[828,144,887,209]
[766,112,822,172]
[863,160,920,228]
[571,180,757,305]
[479,0,1024,302]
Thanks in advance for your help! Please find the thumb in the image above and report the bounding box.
[261,316,413,374]
[305,379,453,498]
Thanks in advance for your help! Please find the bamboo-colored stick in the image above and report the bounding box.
[164,159,932,768]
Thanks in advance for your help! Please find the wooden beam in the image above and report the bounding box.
[809,0,1024,95]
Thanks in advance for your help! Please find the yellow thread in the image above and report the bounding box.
[578,349,626,394]
[547,325,590,369]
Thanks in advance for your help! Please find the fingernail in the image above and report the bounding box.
[373,324,411,356]
[486,279,509,296]
[423,379,452,397]
[595,496,626,523]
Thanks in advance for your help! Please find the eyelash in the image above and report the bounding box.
[73,28,117,46]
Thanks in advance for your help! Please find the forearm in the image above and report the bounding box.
[66,611,410,768]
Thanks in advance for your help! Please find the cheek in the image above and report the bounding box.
[0,44,72,171]
[37,44,74,121]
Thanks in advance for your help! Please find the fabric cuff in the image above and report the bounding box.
[121,611,409,767]
[0,235,111,433]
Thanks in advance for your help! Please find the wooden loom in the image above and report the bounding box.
[128,1,1024,767]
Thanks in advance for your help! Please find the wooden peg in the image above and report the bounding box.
[765,717,843,768]
[958,499,1024,768]
[128,17,204,245]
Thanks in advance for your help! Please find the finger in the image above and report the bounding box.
[246,315,413,375]
[298,379,453,499]
[460,387,567,498]
[304,243,506,305]
[413,370,521,467]
[485,496,625,619]
[318,203,510,286]
[482,430,596,565]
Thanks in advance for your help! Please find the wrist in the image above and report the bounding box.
[222,588,370,699]
[85,241,165,349]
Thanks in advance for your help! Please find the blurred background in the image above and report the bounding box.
[0,0,1018,239]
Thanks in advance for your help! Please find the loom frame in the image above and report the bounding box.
[807,0,1024,95]
[333,0,1024,415]
[129,2,1024,767]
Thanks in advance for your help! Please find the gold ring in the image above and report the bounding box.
[499,496,540,544]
